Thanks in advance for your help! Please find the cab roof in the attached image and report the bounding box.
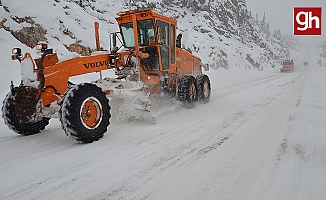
[117,8,153,17]
[116,7,177,25]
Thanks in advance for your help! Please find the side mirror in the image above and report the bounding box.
[176,33,182,48]
[110,32,119,54]
[112,32,117,47]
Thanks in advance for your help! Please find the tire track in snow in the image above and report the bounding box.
[90,70,307,199]
[85,69,307,199]
[213,71,301,100]
[185,65,309,200]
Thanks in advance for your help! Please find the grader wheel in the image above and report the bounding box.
[2,90,50,135]
[178,75,198,108]
[197,74,211,104]
[60,83,111,143]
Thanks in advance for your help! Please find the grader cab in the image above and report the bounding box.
[2,8,211,143]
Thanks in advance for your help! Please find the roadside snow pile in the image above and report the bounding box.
[110,98,156,124]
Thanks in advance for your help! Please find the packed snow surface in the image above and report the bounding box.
[1,0,326,198]
[1,45,326,199]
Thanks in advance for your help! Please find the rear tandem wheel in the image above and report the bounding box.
[197,74,211,104]
[178,75,198,108]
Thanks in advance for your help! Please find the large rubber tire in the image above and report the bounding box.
[2,92,50,135]
[178,75,198,108]
[60,83,111,143]
[197,74,211,104]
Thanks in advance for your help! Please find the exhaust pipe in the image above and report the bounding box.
[94,22,101,51]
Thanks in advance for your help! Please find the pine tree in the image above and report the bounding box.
[322,41,326,58]
[265,22,270,41]
[317,56,322,66]
[273,29,281,40]
[260,12,266,33]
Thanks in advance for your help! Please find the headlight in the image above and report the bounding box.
[12,48,21,55]
[36,43,48,51]
[12,48,22,61]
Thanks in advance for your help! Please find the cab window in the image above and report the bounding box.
[137,19,155,46]
[120,22,135,48]
[156,21,169,46]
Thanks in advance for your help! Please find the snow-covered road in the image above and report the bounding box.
[1,52,325,200]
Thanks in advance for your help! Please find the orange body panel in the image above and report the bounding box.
[40,86,59,106]
[139,66,161,94]
[94,22,101,51]
[176,49,201,77]
[42,54,110,95]
[34,53,59,68]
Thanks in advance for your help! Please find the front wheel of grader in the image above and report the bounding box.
[60,83,111,143]
[2,89,50,135]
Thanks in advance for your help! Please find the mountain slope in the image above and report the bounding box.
[0,0,286,70]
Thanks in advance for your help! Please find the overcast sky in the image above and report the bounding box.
[245,0,325,48]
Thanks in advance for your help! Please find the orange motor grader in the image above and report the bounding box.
[2,8,211,143]
[280,59,294,72]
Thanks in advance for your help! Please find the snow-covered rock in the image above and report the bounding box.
[0,0,287,70]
